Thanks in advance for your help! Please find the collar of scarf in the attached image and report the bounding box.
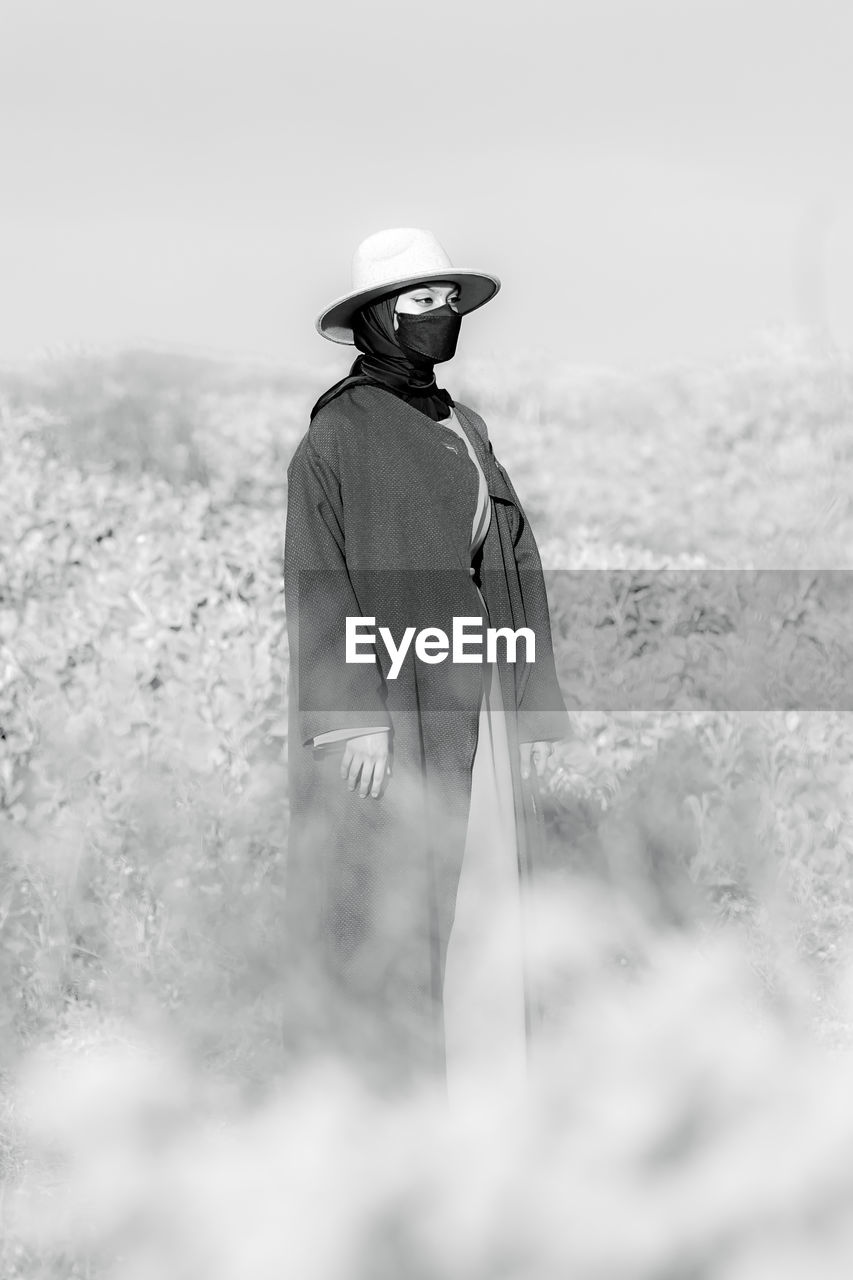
[309,294,454,422]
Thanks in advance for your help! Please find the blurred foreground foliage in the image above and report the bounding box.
[6,894,853,1280]
[2,337,853,1276]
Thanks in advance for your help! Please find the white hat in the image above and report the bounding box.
[315,227,501,344]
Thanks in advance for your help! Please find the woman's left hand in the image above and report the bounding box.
[520,740,553,780]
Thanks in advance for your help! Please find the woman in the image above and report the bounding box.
[283,228,569,1097]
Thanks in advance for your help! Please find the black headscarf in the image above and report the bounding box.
[309,294,455,422]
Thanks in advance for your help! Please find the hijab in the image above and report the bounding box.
[309,294,455,422]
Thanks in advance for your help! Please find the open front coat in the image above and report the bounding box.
[283,385,569,1086]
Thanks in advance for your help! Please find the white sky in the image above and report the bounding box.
[1,0,852,373]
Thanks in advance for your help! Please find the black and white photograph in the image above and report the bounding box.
[3,2,853,1276]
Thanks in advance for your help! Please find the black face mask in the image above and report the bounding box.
[395,304,462,363]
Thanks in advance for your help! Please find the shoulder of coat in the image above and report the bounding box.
[285,419,340,479]
[286,431,311,473]
[453,400,489,442]
[307,384,387,451]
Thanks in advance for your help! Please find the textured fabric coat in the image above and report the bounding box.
[283,385,569,1087]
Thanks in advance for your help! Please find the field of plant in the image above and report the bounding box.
[2,335,853,1277]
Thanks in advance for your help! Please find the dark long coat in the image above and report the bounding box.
[282,385,569,1088]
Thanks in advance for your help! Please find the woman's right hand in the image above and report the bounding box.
[341,731,392,799]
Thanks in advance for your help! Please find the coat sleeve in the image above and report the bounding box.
[285,433,392,747]
[462,407,570,744]
[313,725,389,747]
[508,484,573,743]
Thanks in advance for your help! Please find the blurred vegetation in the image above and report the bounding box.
[2,337,853,1276]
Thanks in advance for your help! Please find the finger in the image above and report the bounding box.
[532,747,550,778]
[358,758,376,799]
[370,758,386,799]
[341,748,354,781]
[356,756,377,798]
[519,743,531,780]
[345,755,363,791]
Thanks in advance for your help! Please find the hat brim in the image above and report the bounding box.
[315,270,501,344]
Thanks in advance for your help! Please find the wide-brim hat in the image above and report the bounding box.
[315,227,501,344]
